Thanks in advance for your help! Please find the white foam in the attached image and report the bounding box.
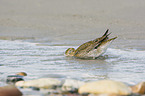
[105,48,145,62]
[0,40,145,85]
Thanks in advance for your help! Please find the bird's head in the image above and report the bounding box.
[65,48,75,56]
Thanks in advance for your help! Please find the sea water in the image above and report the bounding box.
[0,39,145,87]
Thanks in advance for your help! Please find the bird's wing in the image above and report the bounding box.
[74,41,94,55]
[74,29,111,56]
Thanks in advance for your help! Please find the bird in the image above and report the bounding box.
[65,29,117,59]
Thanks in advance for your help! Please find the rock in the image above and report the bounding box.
[0,85,22,96]
[131,82,145,94]
[78,80,132,95]
[16,72,27,76]
[61,79,85,93]
[15,78,61,89]
[6,75,24,84]
[31,87,40,91]
[6,72,27,84]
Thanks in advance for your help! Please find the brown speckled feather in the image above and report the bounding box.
[74,29,110,57]
[65,29,117,59]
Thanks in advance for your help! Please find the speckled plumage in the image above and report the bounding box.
[65,29,117,59]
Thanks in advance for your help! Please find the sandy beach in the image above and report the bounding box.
[0,0,145,49]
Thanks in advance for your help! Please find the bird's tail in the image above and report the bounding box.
[94,29,111,42]
[94,29,116,49]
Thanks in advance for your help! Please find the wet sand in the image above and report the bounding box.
[0,0,145,48]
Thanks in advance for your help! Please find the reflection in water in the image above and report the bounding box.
[65,57,111,81]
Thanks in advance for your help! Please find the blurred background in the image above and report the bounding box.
[0,1,145,95]
[0,0,145,49]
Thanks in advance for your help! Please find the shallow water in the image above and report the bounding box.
[0,39,145,88]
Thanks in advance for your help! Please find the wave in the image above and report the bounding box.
[105,48,145,62]
[0,40,145,85]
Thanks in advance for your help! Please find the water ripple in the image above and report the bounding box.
[0,40,145,85]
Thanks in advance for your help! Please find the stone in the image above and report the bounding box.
[6,72,27,84]
[61,79,85,92]
[0,85,22,96]
[78,80,132,95]
[6,75,24,84]
[16,72,27,76]
[131,82,145,94]
[15,78,61,89]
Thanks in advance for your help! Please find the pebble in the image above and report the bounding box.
[78,80,132,95]
[6,75,24,84]
[61,79,85,92]
[6,72,27,84]
[16,72,27,76]
[15,78,61,89]
[0,85,22,96]
[131,82,145,94]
